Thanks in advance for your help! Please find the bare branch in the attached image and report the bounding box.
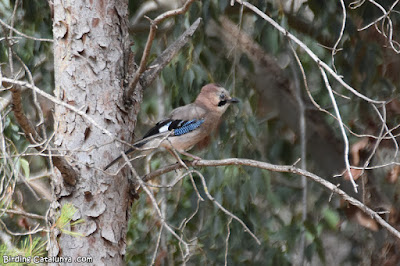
[192,169,261,245]
[0,18,53,43]
[354,0,400,53]
[10,85,41,141]
[7,83,77,185]
[0,208,46,220]
[2,78,132,148]
[126,0,197,101]
[224,217,233,266]
[236,0,384,105]
[318,66,357,192]
[150,225,164,266]
[0,219,44,236]
[123,152,191,259]
[142,158,400,240]
[331,0,347,72]
[233,0,398,193]
[141,17,202,88]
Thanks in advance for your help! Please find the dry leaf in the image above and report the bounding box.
[350,138,369,166]
[386,165,400,184]
[354,210,379,231]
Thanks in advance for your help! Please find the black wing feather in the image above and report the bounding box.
[104,118,202,170]
[142,119,173,139]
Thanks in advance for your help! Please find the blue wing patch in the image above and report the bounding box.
[173,119,204,136]
[142,119,205,139]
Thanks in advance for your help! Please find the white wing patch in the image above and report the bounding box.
[158,121,172,133]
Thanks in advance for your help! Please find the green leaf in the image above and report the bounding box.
[61,229,85,237]
[14,158,21,176]
[323,208,340,230]
[19,158,30,178]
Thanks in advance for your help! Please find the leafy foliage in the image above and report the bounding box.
[55,203,85,237]
[0,236,46,266]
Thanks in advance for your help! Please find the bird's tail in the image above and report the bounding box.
[103,147,134,171]
[103,141,148,171]
[103,131,172,171]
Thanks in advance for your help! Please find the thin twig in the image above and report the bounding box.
[354,0,400,53]
[150,225,164,266]
[123,152,191,259]
[0,219,44,236]
[0,208,46,220]
[0,18,53,42]
[331,0,347,73]
[318,66,357,192]
[192,170,261,245]
[224,217,233,266]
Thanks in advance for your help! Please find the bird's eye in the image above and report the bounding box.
[219,93,226,100]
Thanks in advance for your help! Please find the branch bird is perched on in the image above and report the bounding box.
[104,83,239,170]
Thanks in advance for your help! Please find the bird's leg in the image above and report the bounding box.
[167,149,189,170]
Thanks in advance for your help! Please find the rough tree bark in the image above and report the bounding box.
[50,0,139,264]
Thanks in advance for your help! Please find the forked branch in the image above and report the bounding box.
[142,158,400,240]
[125,0,197,103]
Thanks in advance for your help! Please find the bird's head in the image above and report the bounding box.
[195,83,239,114]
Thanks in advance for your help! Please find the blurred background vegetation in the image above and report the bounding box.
[1,0,400,265]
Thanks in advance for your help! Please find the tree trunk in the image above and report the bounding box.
[50,0,139,264]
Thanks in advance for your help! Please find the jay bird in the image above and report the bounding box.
[104,83,239,170]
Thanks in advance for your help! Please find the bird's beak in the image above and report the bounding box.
[228,97,239,104]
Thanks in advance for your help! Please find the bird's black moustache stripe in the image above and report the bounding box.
[218,100,227,107]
